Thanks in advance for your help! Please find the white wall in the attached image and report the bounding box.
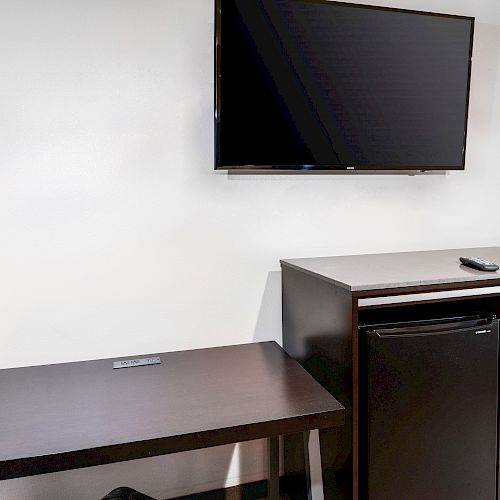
[1,0,500,498]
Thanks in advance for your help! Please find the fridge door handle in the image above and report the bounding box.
[370,317,496,338]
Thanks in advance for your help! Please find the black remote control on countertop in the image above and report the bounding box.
[460,257,499,272]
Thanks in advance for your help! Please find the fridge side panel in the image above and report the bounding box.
[281,266,353,499]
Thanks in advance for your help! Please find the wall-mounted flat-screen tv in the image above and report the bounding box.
[214,0,474,172]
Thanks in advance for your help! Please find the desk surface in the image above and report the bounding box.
[0,341,344,480]
[281,247,500,292]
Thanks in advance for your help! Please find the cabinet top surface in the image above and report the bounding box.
[281,247,500,292]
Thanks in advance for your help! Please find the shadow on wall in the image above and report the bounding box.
[164,274,285,497]
[253,271,283,345]
[230,271,283,492]
[470,22,500,137]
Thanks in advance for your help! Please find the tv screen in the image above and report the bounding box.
[215,0,474,171]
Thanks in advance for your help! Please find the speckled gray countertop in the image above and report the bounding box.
[281,247,500,292]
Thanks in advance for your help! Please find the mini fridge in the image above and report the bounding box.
[360,314,499,500]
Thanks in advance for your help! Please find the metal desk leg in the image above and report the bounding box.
[304,430,325,500]
[303,431,313,500]
[268,436,280,500]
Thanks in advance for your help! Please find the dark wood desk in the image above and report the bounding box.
[0,341,344,499]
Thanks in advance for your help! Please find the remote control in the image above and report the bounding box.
[459,257,499,272]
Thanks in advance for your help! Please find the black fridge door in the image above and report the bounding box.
[362,315,499,500]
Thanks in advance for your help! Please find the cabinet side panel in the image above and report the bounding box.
[282,266,353,499]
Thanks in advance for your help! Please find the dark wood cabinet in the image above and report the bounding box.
[281,247,500,499]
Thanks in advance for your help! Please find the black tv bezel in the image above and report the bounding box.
[214,0,475,172]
